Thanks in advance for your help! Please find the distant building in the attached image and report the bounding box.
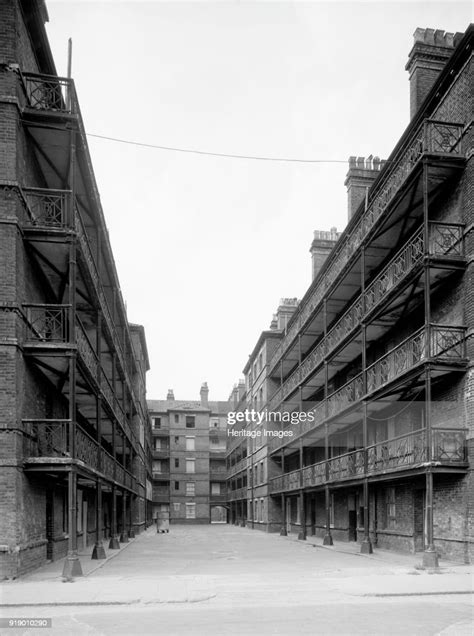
[0,0,152,578]
[148,385,229,524]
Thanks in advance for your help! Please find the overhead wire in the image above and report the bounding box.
[86,132,349,164]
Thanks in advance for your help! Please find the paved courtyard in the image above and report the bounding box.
[1,525,472,635]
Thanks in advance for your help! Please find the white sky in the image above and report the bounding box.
[44,1,472,402]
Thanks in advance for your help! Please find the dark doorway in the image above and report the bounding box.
[46,489,54,560]
[348,509,357,541]
[414,490,425,552]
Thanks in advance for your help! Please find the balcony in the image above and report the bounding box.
[268,120,464,375]
[74,208,139,412]
[268,223,464,411]
[22,420,136,492]
[21,73,77,115]
[228,487,247,502]
[269,428,467,494]
[152,448,170,459]
[152,470,170,480]
[268,324,466,454]
[21,187,71,229]
[210,493,228,504]
[23,305,134,445]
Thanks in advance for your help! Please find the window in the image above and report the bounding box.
[330,494,335,527]
[174,414,179,423]
[185,416,195,428]
[173,502,180,512]
[248,500,252,520]
[258,353,263,371]
[260,498,264,522]
[174,436,179,444]
[174,458,179,468]
[186,503,196,519]
[154,439,162,450]
[186,482,195,496]
[153,417,161,429]
[186,459,195,473]
[153,460,162,473]
[186,437,195,451]
[254,499,258,521]
[211,482,221,494]
[260,462,264,484]
[174,481,179,491]
[259,388,263,406]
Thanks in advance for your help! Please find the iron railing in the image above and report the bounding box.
[268,120,464,375]
[22,72,76,114]
[23,420,137,489]
[267,324,465,454]
[23,419,70,457]
[269,428,466,493]
[22,188,70,228]
[267,222,464,411]
[24,304,69,343]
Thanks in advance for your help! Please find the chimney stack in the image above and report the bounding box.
[166,389,175,401]
[405,28,463,119]
[310,227,340,281]
[276,298,299,331]
[344,155,384,221]
[200,382,209,406]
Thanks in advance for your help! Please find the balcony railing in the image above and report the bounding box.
[74,208,140,424]
[366,325,465,393]
[268,324,465,454]
[23,420,136,489]
[23,305,134,444]
[24,304,69,343]
[268,222,464,411]
[210,493,228,504]
[268,120,464,375]
[22,188,70,228]
[22,72,76,114]
[228,487,247,501]
[269,428,466,493]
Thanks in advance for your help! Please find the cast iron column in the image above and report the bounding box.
[62,125,83,580]
[422,159,438,569]
[280,450,287,536]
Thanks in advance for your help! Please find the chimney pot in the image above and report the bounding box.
[166,389,175,401]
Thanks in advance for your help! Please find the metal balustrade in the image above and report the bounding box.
[268,120,464,374]
[328,449,365,481]
[24,304,69,343]
[22,73,76,114]
[269,428,466,493]
[23,420,70,457]
[76,320,99,381]
[22,420,136,489]
[364,228,424,314]
[23,304,135,454]
[327,374,364,418]
[22,188,70,227]
[75,426,99,471]
[74,207,140,427]
[432,429,466,462]
[268,222,464,411]
[302,461,326,488]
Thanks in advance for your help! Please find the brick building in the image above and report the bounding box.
[148,385,229,525]
[0,0,153,578]
[228,25,474,565]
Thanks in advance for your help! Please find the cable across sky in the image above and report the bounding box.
[86,133,349,164]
